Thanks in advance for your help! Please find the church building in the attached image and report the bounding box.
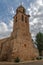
[0,5,39,61]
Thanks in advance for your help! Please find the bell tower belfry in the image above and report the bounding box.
[12,5,30,39]
[11,5,37,61]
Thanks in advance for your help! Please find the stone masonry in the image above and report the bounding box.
[0,5,39,62]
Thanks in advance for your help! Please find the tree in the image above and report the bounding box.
[35,32,43,56]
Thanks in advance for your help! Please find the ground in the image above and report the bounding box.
[0,60,43,65]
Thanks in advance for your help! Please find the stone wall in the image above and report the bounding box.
[0,5,39,62]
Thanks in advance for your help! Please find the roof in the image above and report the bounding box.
[17,5,25,10]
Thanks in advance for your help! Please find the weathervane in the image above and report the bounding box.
[19,2,24,6]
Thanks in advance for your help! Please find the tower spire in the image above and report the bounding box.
[19,2,24,6]
[21,2,24,6]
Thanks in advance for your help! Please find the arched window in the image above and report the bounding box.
[23,9,25,13]
[22,15,24,21]
[25,17,27,23]
[16,16,17,22]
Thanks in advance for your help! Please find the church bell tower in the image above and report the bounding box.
[12,5,30,38]
[11,5,37,61]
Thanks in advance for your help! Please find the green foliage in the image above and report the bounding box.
[35,32,43,56]
[36,32,43,44]
[15,57,20,62]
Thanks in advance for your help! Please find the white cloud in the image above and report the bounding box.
[0,19,13,39]
[27,0,43,40]
[9,19,13,28]
[32,18,38,24]
[11,7,15,14]
[8,7,15,15]
[29,22,34,26]
[0,22,8,34]
[37,0,43,6]
[8,19,13,31]
[41,25,43,28]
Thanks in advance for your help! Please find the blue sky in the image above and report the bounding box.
[0,0,43,40]
[0,0,33,22]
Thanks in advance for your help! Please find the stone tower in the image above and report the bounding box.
[11,5,38,61]
[0,5,39,61]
